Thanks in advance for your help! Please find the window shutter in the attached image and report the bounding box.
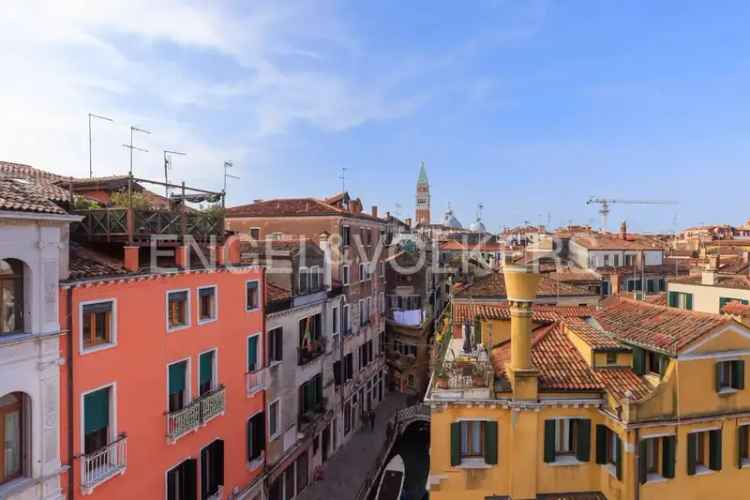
[248,336,258,371]
[200,352,213,386]
[169,362,186,394]
[638,440,648,484]
[276,329,283,361]
[739,426,749,468]
[709,429,722,471]
[595,425,607,464]
[184,459,197,500]
[662,436,676,478]
[686,293,693,310]
[734,361,745,390]
[615,436,623,480]
[450,423,461,466]
[200,447,209,500]
[84,388,109,434]
[333,361,342,385]
[668,291,678,307]
[576,419,591,462]
[257,413,266,454]
[687,433,697,475]
[246,419,253,461]
[715,363,723,393]
[484,421,498,465]
[214,440,224,488]
[167,467,178,500]
[543,420,556,463]
[632,347,645,375]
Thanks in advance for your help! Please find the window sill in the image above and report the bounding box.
[247,454,264,471]
[455,458,491,469]
[548,455,583,467]
[81,342,117,355]
[694,465,715,476]
[742,458,750,469]
[167,324,190,333]
[645,473,667,483]
[269,360,283,370]
[269,432,282,442]
[605,464,618,479]
[718,387,739,396]
[246,307,260,313]
[198,317,217,326]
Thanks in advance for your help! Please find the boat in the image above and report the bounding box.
[375,454,405,500]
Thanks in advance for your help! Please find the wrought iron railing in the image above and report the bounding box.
[200,386,226,422]
[246,369,266,396]
[166,400,201,440]
[81,434,127,493]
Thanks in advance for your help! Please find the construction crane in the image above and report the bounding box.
[586,197,678,229]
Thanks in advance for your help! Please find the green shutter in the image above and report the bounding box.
[543,420,556,463]
[739,426,749,469]
[662,436,676,478]
[709,429,722,471]
[200,352,214,386]
[687,433,697,475]
[595,425,607,464]
[734,361,745,390]
[668,291,678,308]
[715,363,723,393]
[639,440,648,484]
[169,361,187,395]
[84,388,109,434]
[576,419,591,462]
[633,347,645,375]
[615,436,623,480]
[450,423,461,466]
[248,336,258,372]
[686,293,693,310]
[484,421,498,465]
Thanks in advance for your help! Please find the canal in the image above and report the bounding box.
[373,420,430,500]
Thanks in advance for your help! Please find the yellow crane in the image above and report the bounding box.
[586,197,678,229]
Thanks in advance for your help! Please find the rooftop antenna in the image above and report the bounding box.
[163,150,186,197]
[339,167,348,193]
[477,202,484,221]
[224,161,239,193]
[123,125,151,176]
[88,113,113,178]
[394,202,403,218]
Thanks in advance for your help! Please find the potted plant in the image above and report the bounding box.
[472,366,486,386]
[435,367,449,388]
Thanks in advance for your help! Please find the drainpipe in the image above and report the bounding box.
[66,286,75,500]
[634,428,640,500]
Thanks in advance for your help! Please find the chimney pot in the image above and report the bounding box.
[371,205,378,218]
[620,221,628,240]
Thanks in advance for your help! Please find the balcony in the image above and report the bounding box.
[81,435,127,495]
[297,397,329,435]
[246,369,267,396]
[388,308,425,327]
[298,338,327,365]
[166,386,226,442]
[429,323,494,401]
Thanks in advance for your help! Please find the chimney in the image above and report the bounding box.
[504,263,541,401]
[319,232,332,289]
[703,254,719,285]
[371,205,378,218]
[123,246,140,272]
[620,221,627,240]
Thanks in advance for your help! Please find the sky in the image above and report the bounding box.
[2,1,750,234]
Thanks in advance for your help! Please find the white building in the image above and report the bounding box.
[0,177,78,499]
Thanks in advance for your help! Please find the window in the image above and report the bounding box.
[268,399,280,439]
[0,393,25,485]
[606,352,617,365]
[343,305,350,334]
[299,268,309,294]
[543,418,591,463]
[379,292,385,314]
[344,353,354,381]
[0,259,23,334]
[296,450,309,494]
[168,360,189,412]
[604,255,610,266]
[298,314,322,350]
[379,261,385,277]
[614,254,620,267]
[687,430,721,475]
[82,301,115,350]
[200,440,224,500]
[720,297,749,310]
[247,334,260,372]
[668,291,693,310]
[739,425,750,467]
[246,281,259,311]
[359,263,366,282]
[199,350,216,396]
[450,420,498,466]
[460,421,484,457]
[299,374,323,416]
[716,360,744,392]
[342,265,350,286]
[83,387,111,455]
[198,287,216,323]
[596,425,622,479]
[344,401,352,435]
[646,351,664,375]
[625,255,635,266]
[249,228,260,240]
[331,306,338,335]
[269,327,283,363]
[342,226,351,247]
[167,459,197,500]
[632,347,667,377]
[310,266,320,291]
[638,435,675,482]
[246,412,265,463]
[167,290,189,330]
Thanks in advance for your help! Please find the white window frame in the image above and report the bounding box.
[80,382,118,454]
[359,263,366,282]
[166,288,191,333]
[198,347,219,394]
[196,285,218,325]
[299,267,309,292]
[166,357,192,410]
[247,332,263,372]
[343,304,351,333]
[245,280,260,312]
[268,398,281,441]
[342,265,350,286]
[249,227,261,240]
[268,327,283,365]
[79,298,118,355]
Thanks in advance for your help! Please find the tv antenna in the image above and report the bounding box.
[224,161,239,193]
[339,167,348,193]
[163,150,186,197]
[88,113,113,178]
[123,125,151,176]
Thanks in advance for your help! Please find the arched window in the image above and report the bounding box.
[0,392,25,484]
[0,259,24,334]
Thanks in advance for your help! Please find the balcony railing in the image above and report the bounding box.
[297,398,329,434]
[298,338,327,365]
[246,369,267,396]
[81,434,127,494]
[166,386,226,441]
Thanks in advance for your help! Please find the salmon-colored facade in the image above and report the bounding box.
[59,265,266,499]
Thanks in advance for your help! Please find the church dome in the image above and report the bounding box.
[443,208,463,229]
[469,217,486,233]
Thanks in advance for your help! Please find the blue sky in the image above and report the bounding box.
[2,1,750,233]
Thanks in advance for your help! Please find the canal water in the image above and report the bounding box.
[376,421,430,500]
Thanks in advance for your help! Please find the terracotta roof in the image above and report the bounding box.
[0,176,66,214]
[453,303,595,324]
[594,367,652,401]
[593,296,731,354]
[227,197,383,222]
[562,317,625,352]
[266,283,291,303]
[67,244,128,280]
[671,274,750,291]
[0,161,72,203]
[572,234,663,251]
[455,271,596,300]
[549,271,601,283]
[492,324,602,393]
[722,300,750,317]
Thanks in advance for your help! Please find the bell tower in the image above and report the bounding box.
[415,161,430,226]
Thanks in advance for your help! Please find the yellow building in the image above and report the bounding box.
[427,263,750,500]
